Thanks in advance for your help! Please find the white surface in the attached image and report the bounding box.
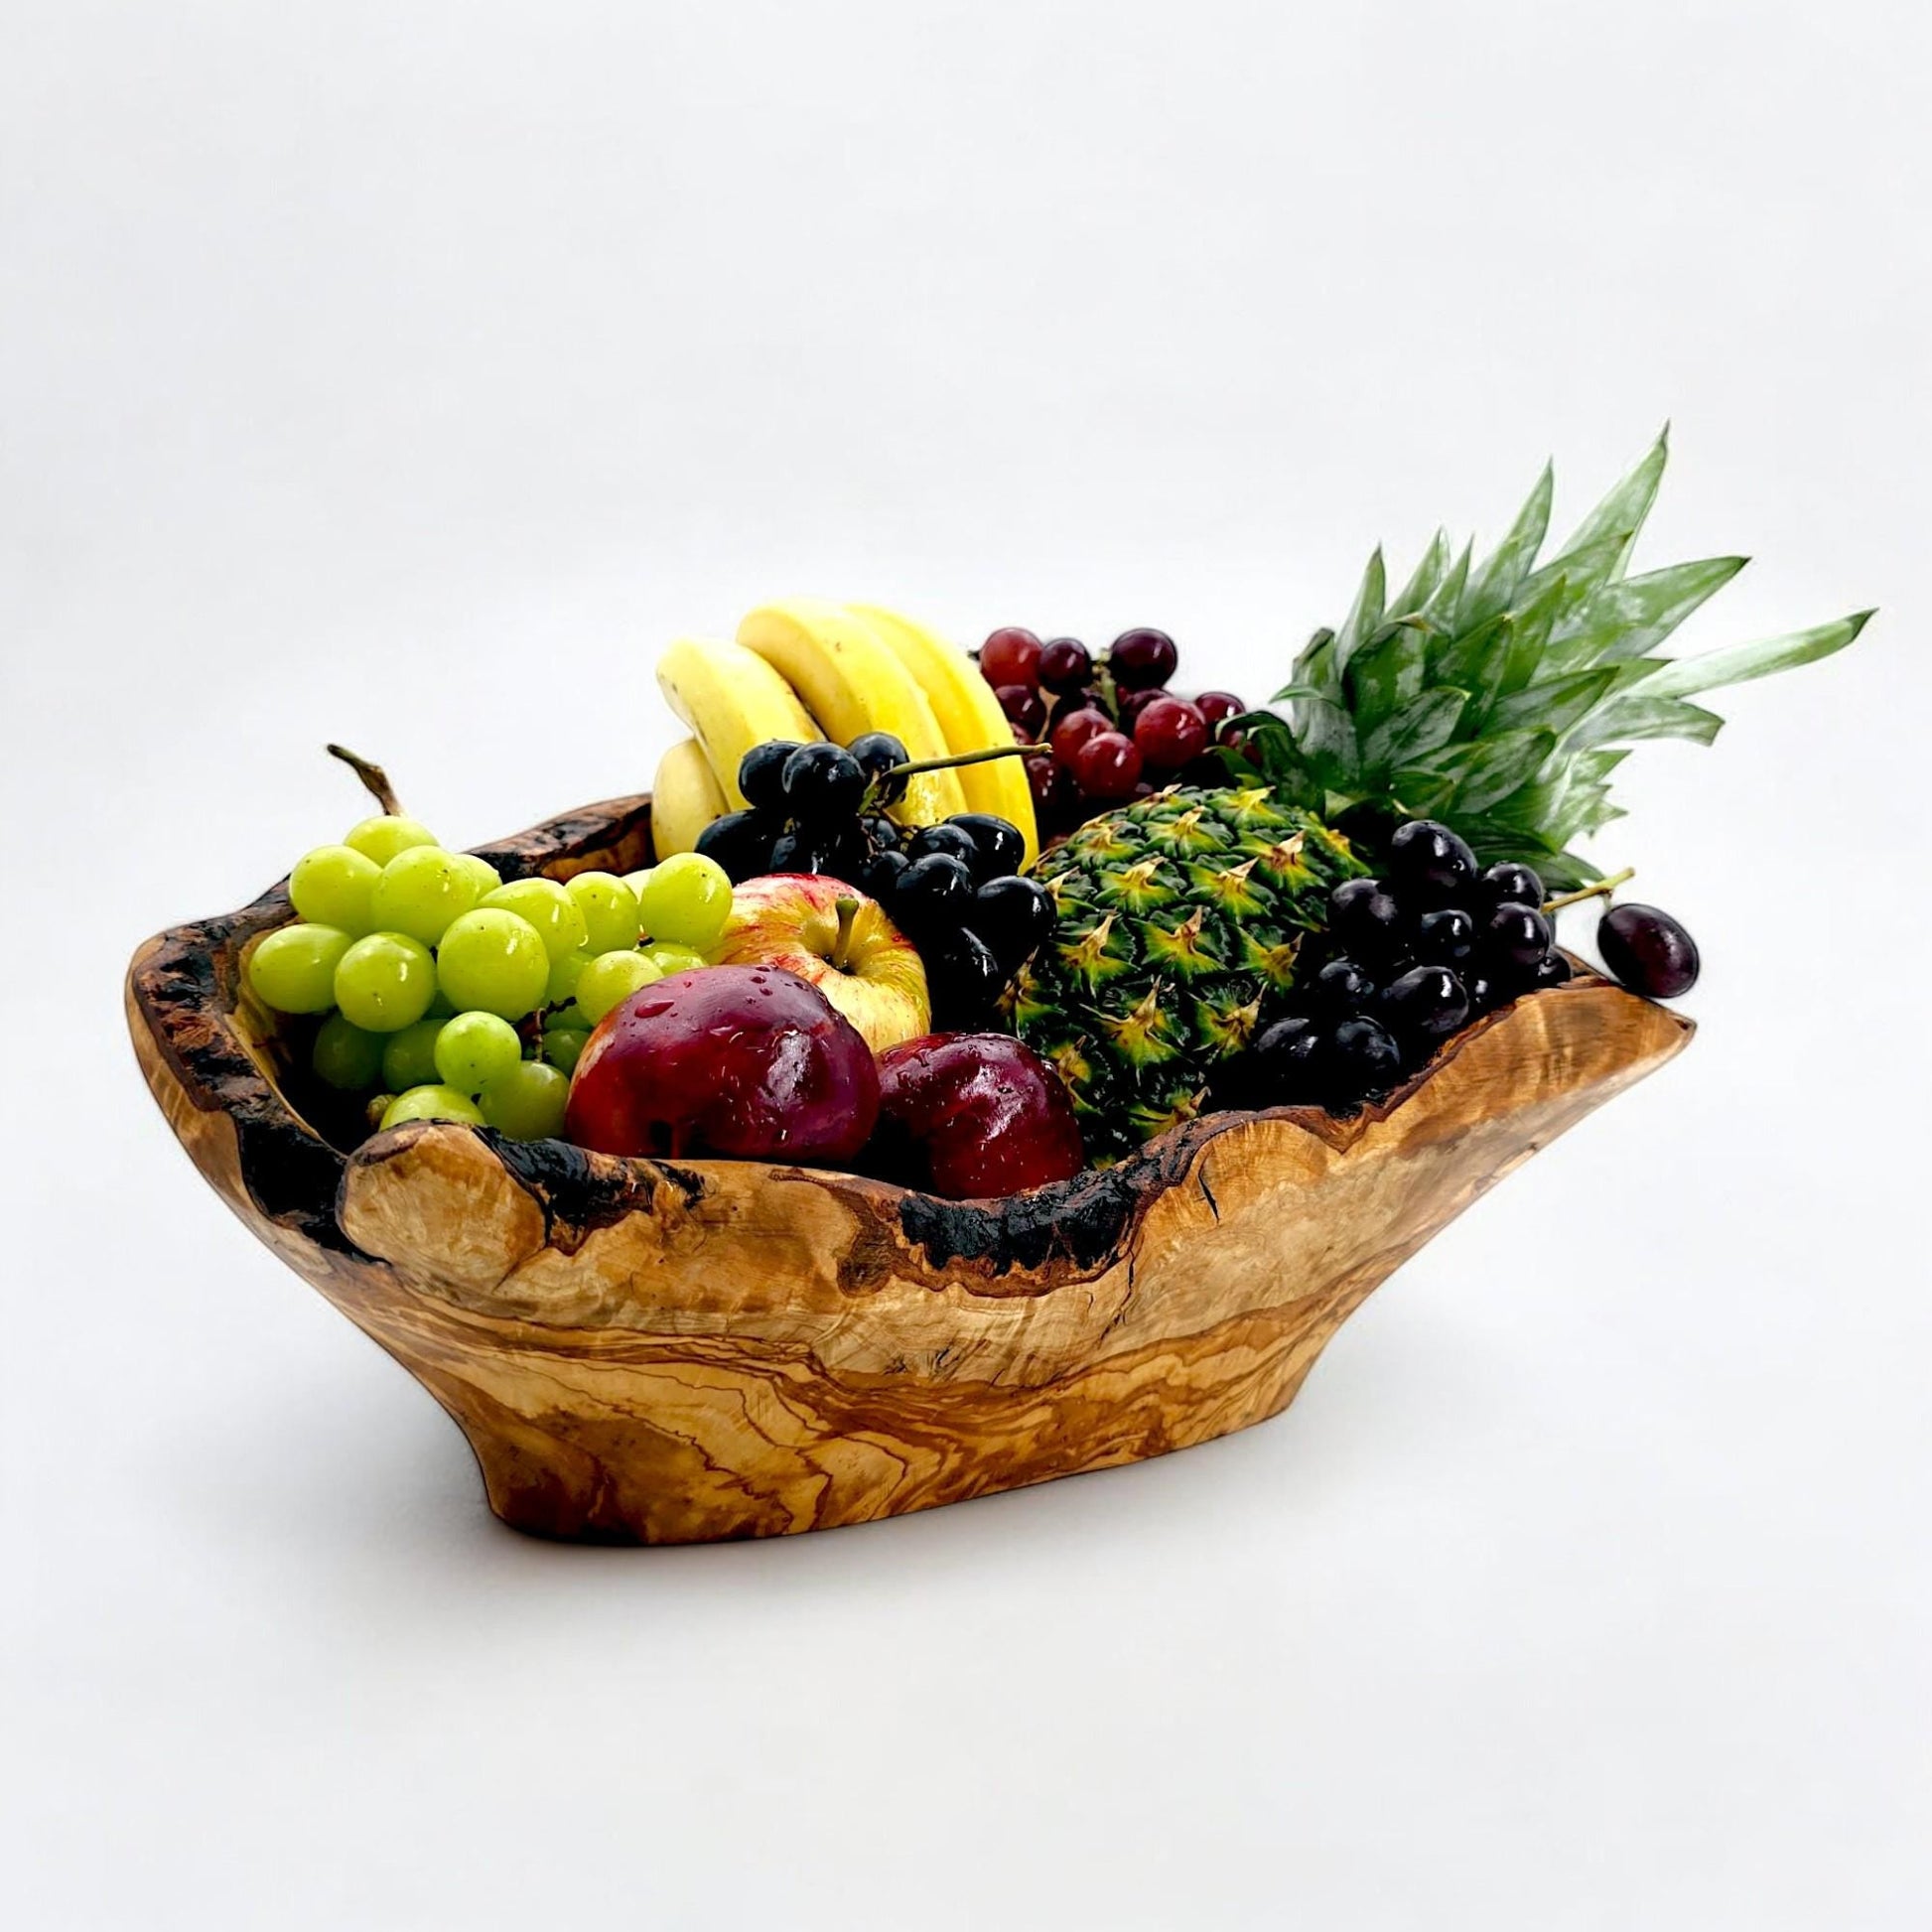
[5,4,1930,1927]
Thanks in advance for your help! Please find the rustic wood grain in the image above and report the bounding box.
[128,793,1693,1544]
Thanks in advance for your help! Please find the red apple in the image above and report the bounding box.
[872,1034,1085,1198]
[565,965,879,1164]
[710,874,929,1053]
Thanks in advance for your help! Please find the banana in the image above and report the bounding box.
[656,636,821,811]
[849,602,1039,866]
[650,737,728,860]
[736,599,966,826]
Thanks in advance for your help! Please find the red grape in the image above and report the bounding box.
[1073,730,1144,798]
[1037,636,1093,695]
[1195,690,1247,731]
[996,683,1047,739]
[1049,705,1113,766]
[1115,686,1164,728]
[1108,627,1178,689]
[981,626,1043,689]
[1133,695,1208,770]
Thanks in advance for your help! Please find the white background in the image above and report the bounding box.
[6,4,1930,1927]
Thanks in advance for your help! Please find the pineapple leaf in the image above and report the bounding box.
[1551,427,1668,579]
[1388,528,1451,618]
[1514,532,1632,636]
[1497,570,1571,695]
[1293,628,1342,698]
[1460,463,1554,630]
[1388,768,1458,816]
[1553,556,1749,667]
[1342,622,1428,730]
[1485,665,1619,739]
[1570,694,1725,749]
[1331,548,1387,670]
[1424,728,1557,814]
[1633,609,1874,700]
[1419,541,1474,661]
[1362,689,1468,771]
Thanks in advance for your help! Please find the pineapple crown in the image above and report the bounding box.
[1221,429,1873,889]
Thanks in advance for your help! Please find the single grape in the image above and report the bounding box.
[380,1016,448,1091]
[860,848,910,903]
[1036,637,1093,695]
[1530,951,1576,989]
[996,684,1047,740]
[966,874,1055,972]
[344,814,439,867]
[1597,903,1700,998]
[905,823,981,869]
[1385,819,1478,906]
[694,808,780,883]
[369,844,481,945]
[1327,1016,1404,1102]
[1252,1016,1327,1105]
[949,813,1026,881]
[738,741,798,813]
[1328,879,1404,959]
[542,1028,591,1075]
[1072,731,1144,800]
[1463,972,1501,1012]
[980,626,1043,688]
[546,944,596,1008]
[847,732,910,807]
[1415,906,1477,968]
[434,1010,523,1095]
[1195,691,1247,732]
[782,742,868,823]
[860,813,902,854]
[479,1059,571,1141]
[634,851,735,949]
[290,845,380,934]
[1310,957,1377,1015]
[1025,753,1070,816]
[479,878,588,963]
[456,853,503,899]
[311,1012,385,1090]
[1132,696,1208,771]
[894,853,974,928]
[379,1084,484,1130]
[923,928,1007,1022]
[1482,901,1554,972]
[248,923,352,1014]
[1379,964,1470,1043]
[435,908,550,1020]
[565,871,641,953]
[1108,626,1178,690]
[768,827,834,876]
[1048,706,1113,767]
[335,931,437,1033]
[577,949,663,1024]
[1476,860,1545,911]
[641,942,709,978]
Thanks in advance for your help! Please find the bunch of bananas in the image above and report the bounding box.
[651,600,1036,866]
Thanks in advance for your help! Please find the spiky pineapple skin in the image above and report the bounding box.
[1014,786,1366,1159]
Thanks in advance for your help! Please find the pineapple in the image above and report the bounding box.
[1225,428,1872,889]
[1014,787,1365,1159]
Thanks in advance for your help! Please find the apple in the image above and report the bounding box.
[710,874,929,1054]
[872,1034,1085,1198]
[564,965,879,1164]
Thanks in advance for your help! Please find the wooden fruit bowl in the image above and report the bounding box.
[127,793,1693,1544]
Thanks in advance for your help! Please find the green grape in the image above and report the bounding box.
[290,845,380,934]
[333,931,437,1033]
[312,1012,385,1090]
[456,853,502,898]
[478,1060,570,1140]
[380,1016,447,1090]
[480,878,589,962]
[642,942,708,978]
[565,871,640,953]
[542,1028,591,1074]
[368,845,480,944]
[576,950,661,1024]
[545,1001,595,1032]
[248,922,353,1013]
[545,944,596,1008]
[435,908,550,1020]
[379,1084,485,1130]
[434,1011,523,1095]
[634,852,734,949]
[344,814,439,866]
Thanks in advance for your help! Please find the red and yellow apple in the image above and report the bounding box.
[711,874,929,1052]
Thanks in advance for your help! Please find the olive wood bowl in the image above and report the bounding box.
[127,793,1693,1544]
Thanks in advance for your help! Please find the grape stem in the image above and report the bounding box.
[888,743,1048,781]
[831,896,861,972]
[1544,866,1634,914]
[327,744,403,816]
